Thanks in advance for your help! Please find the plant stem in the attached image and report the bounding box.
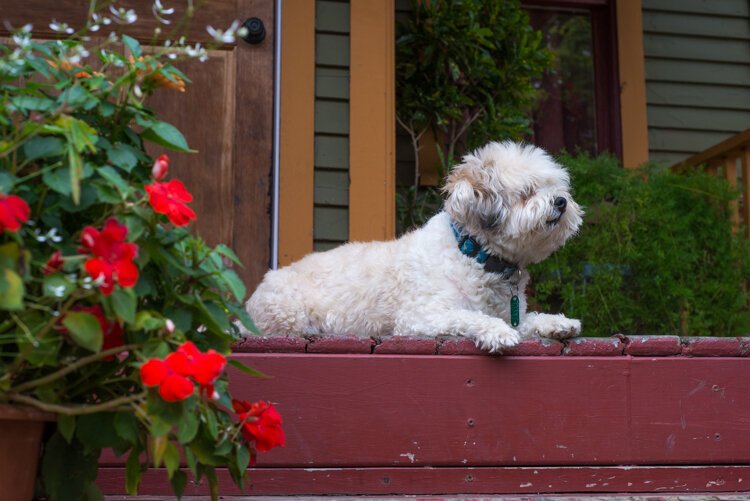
[3,391,146,416]
[8,343,140,393]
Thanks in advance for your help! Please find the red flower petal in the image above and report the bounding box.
[159,374,194,402]
[43,251,64,275]
[192,350,226,385]
[114,258,139,288]
[0,194,30,233]
[140,359,168,387]
[165,351,194,377]
[146,180,197,227]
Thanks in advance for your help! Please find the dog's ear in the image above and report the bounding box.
[442,161,504,230]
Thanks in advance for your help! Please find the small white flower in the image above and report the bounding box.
[109,6,137,25]
[90,24,100,32]
[206,20,241,44]
[153,0,175,24]
[50,285,67,298]
[185,42,208,62]
[107,31,119,43]
[166,53,177,60]
[133,84,143,98]
[165,318,176,333]
[49,19,74,34]
[212,390,220,401]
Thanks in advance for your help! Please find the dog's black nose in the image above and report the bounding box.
[554,197,567,212]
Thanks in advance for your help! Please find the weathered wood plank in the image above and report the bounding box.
[316,67,350,99]
[315,135,350,169]
[643,10,750,40]
[647,106,750,132]
[219,355,750,467]
[313,206,348,241]
[316,0,350,34]
[645,59,750,86]
[647,82,750,111]
[315,170,349,206]
[98,465,750,496]
[315,101,350,135]
[644,34,750,64]
[316,33,350,67]
[643,0,750,17]
[648,129,735,153]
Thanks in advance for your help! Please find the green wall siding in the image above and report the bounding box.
[642,0,750,165]
[314,0,350,251]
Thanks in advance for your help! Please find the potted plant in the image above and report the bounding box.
[0,6,283,500]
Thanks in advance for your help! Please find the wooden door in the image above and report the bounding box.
[1,0,274,292]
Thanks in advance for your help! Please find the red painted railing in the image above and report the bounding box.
[98,335,750,498]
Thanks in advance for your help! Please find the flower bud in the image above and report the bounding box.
[152,154,169,181]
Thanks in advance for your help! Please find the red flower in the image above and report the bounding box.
[43,250,64,275]
[232,399,285,453]
[140,352,195,402]
[145,180,196,227]
[140,341,227,402]
[177,341,226,395]
[151,154,169,181]
[72,304,124,360]
[80,218,139,296]
[0,194,30,233]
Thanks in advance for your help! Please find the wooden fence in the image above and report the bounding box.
[674,128,750,238]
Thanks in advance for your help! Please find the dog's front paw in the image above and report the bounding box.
[537,317,581,340]
[474,327,521,352]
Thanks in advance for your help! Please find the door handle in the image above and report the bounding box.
[241,17,266,44]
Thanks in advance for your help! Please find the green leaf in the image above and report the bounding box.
[0,171,15,192]
[76,413,128,451]
[141,121,193,152]
[43,166,72,196]
[227,302,260,334]
[23,136,65,161]
[0,268,24,311]
[204,409,218,440]
[228,359,270,379]
[170,470,188,499]
[43,273,76,300]
[110,287,137,324]
[125,448,142,496]
[184,446,198,476]
[58,414,76,444]
[106,143,139,171]
[83,483,105,501]
[122,34,142,58]
[62,311,103,352]
[41,433,99,501]
[19,334,62,367]
[114,412,139,443]
[177,411,199,444]
[214,244,243,267]
[220,269,247,302]
[97,165,131,198]
[152,435,168,468]
[11,95,54,111]
[236,446,251,477]
[164,442,180,479]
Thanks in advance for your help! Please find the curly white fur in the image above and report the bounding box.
[245,141,584,351]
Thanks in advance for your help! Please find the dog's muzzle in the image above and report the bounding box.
[547,197,567,225]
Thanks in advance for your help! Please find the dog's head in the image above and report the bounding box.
[443,141,583,266]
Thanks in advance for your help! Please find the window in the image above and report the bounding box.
[524,0,621,158]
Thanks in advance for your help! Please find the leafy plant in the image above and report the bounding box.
[0,6,283,500]
[529,154,750,337]
[395,0,550,232]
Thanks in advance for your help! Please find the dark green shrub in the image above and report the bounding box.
[529,154,750,337]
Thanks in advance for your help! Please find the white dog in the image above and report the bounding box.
[245,141,583,351]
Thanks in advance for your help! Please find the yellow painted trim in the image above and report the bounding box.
[349,0,396,242]
[278,0,315,265]
[616,0,649,168]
